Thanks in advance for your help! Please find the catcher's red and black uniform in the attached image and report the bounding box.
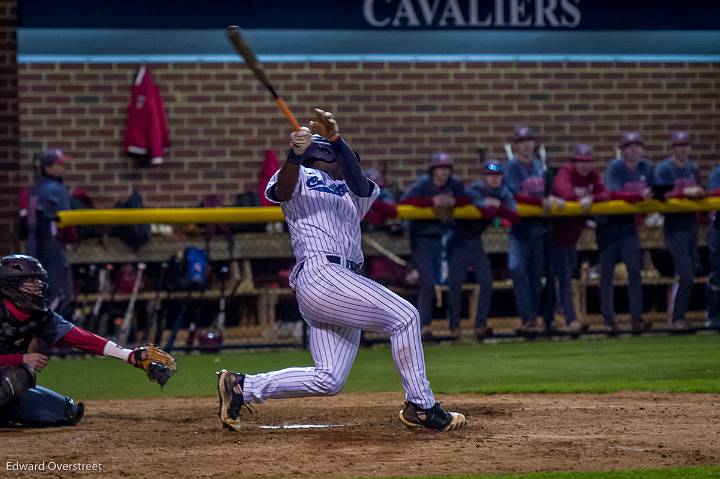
[0,300,108,427]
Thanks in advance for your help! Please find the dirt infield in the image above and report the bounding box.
[2,392,720,478]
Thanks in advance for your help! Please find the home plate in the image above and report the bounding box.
[258,424,348,430]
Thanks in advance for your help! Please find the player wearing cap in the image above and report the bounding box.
[504,127,563,336]
[463,161,519,339]
[654,131,705,330]
[0,255,175,428]
[551,145,610,334]
[596,132,654,335]
[364,168,398,231]
[400,153,470,340]
[26,149,73,318]
[706,164,720,330]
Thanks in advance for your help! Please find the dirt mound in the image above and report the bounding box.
[2,392,719,478]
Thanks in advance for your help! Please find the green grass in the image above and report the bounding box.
[39,334,720,400]
[375,465,720,478]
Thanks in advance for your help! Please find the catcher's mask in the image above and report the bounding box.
[0,254,50,313]
[301,135,337,167]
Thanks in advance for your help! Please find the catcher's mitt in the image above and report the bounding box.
[132,345,176,387]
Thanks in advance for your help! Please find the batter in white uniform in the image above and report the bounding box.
[217,109,465,432]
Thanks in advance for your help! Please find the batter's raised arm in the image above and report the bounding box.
[273,128,310,202]
[310,108,372,198]
[332,138,372,197]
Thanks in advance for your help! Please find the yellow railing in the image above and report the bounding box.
[56,197,720,227]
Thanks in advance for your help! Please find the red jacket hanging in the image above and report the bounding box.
[258,150,281,207]
[124,65,170,165]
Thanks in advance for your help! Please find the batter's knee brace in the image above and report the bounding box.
[0,364,36,407]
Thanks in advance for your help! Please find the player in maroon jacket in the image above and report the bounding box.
[364,168,398,229]
[551,144,610,334]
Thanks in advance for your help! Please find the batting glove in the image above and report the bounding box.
[310,108,340,140]
[290,127,312,156]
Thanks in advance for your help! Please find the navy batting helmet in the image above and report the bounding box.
[302,135,337,166]
[0,255,50,313]
[483,161,504,175]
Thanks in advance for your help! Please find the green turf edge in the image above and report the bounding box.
[36,335,720,400]
[363,464,720,479]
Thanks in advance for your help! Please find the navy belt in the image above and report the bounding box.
[326,255,362,273]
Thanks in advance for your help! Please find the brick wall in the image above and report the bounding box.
[0,0,17,254]
[17,61,720,210]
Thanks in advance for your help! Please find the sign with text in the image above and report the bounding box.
[19,0,720,30]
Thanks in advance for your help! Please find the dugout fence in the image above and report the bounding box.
[36,199,720,352]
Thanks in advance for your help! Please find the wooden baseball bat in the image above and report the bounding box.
[503,143,513,161]
[362,236,408,267]
[226,25,301,131]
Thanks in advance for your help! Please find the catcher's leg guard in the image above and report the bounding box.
[0,364,36,407]
[9,386,84,427]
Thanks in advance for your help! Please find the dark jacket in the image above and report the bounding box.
[0,301,73,367]
[400,174,468,238]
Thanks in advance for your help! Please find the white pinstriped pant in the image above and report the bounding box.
[242,256,436,409]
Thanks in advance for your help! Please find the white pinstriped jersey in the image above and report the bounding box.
[265,166,379,269]
[242,165,436,409]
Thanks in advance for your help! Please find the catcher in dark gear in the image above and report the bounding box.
[0,255,176,428]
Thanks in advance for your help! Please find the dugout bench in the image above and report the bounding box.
[62,224,714,346]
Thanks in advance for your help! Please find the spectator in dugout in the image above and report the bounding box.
[363,168,398,231]
[596,132,654,335]
[26,149,74,319]
[400,152,470,341]
[705,164,720,330]
[464,160,520,340]
[362,168,409,287]
[551,144,610,335]
[654,131,705,330]
[504,127,564,337]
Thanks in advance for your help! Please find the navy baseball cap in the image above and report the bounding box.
[483,161,504,175]
[514,126,535,142]
[35,149,69,168]
[429,152,454,169]
[621,131,644,148]
[571,144,593,161]
[671,131,690,147]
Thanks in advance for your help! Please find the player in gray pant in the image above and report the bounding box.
[596,132,653,334]
[504,127,564,335]
[216,109,465,432]
[463,161,520,339]
[654,131,705,329]
[706,165,720,329]
[400,153,469,340]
